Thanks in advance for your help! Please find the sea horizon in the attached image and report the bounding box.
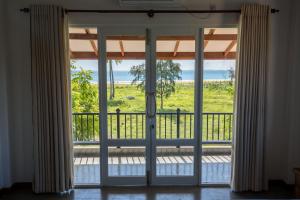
[72,69,233,83]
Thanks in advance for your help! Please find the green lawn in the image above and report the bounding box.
[72,81,235,141]
[107,81,234,113]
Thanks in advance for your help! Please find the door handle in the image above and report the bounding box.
[146,92,156,118]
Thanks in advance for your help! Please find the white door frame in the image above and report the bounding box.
[149,27,203,186]
[97,26,204,186]
[98,26,150,186]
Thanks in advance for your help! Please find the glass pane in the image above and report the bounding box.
[201,28,237,184]
[155,36,196,140]
[108,146,146,176]
[106,35,146,177]
[156,146,194,176]
[69,27,100,185]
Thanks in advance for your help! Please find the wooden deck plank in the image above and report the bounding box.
[127,157,134,164]
[133,157,140,164]
[74,155,231,184]
[74,157,81,165]
[174,156,185,164]
[139,156,145,164]
[94,157,100,164]
[81,157,88,165]
[87,157,94,164]
[207,156,218,163]
[212,156,224,163]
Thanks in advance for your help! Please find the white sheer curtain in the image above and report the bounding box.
[231,4,270,192]
[30,5,73,193]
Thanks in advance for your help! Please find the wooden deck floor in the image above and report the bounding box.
[74,155,231,185]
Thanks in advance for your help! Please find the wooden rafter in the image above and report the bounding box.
[119,40,125,57]
[69,33,237,41]
[85,29,98,56]
[69,47,73,58]
[224,40,237,57]
[204,29,216,49]
[173,40,180,57]
[70,51,236,60]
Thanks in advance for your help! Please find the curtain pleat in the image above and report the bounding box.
[231,4,270,192]
[30,5,73,193]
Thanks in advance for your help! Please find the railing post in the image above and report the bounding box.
[176,108,180,148]
[116,108,121,148]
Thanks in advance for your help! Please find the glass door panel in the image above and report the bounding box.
[69,27,100,185]
[201,28,237,184]
[100,29,149,186]
[99,28,203,186]
[151,29,201,185]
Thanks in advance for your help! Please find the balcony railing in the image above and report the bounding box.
[72,109,233,145]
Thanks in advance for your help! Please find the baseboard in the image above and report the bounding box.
[269,179,295,190]
[0,182,32,194]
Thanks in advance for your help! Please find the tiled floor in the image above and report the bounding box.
[0,186,296,200]
[74,155,231,185]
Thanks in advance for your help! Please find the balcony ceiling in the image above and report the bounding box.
[69,28,237,60]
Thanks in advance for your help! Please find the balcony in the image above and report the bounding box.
[72,110,232,185]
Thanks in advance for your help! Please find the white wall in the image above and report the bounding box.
[264,0,292,183]
[0,0,12,189]
[286,0,300,184]
[2,0,298,185]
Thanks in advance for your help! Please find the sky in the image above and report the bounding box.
[72,59,236,71]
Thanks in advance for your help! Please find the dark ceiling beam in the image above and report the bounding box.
[70,51,236,60]
[69,33,237,41]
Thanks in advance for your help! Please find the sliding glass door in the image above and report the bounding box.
[97,27,203,186]
[149,28,202,185]
[98,28,150,186]
[70,25,237,187]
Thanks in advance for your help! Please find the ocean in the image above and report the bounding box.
[73,70,232,83]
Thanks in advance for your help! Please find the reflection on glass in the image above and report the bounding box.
[106,36,146,177]
[108,147,146,176]
[201,28,237,184]
[156,146,194,176]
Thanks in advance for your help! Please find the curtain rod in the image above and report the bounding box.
[20,8,279,17]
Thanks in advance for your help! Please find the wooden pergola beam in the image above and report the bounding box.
[204,29,216,49]
[69,33,237,41]
[119,40,125,57]
[173,40,180,57]
[85,29,98,56]
[70,51,236,60]
[224,40,237,57]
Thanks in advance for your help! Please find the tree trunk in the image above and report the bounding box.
[109,60,114,100]
[111,63,115,99]
[160,79,163,110]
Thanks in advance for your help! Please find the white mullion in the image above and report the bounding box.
[195,28,204,185]
[147,28,157,184]
[99,27,108,186]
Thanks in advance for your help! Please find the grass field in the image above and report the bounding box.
[107,81,234,113]
[72,81,235,141]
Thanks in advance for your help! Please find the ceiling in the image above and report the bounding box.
[69,27,238,60]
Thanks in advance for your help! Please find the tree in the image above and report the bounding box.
[71,64,98,113]
[71,63,99,141]
[108,60,122,100]
[130,60,182,110]
[228,67,235,85]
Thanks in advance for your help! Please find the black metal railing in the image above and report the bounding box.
[72,109,233,145]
